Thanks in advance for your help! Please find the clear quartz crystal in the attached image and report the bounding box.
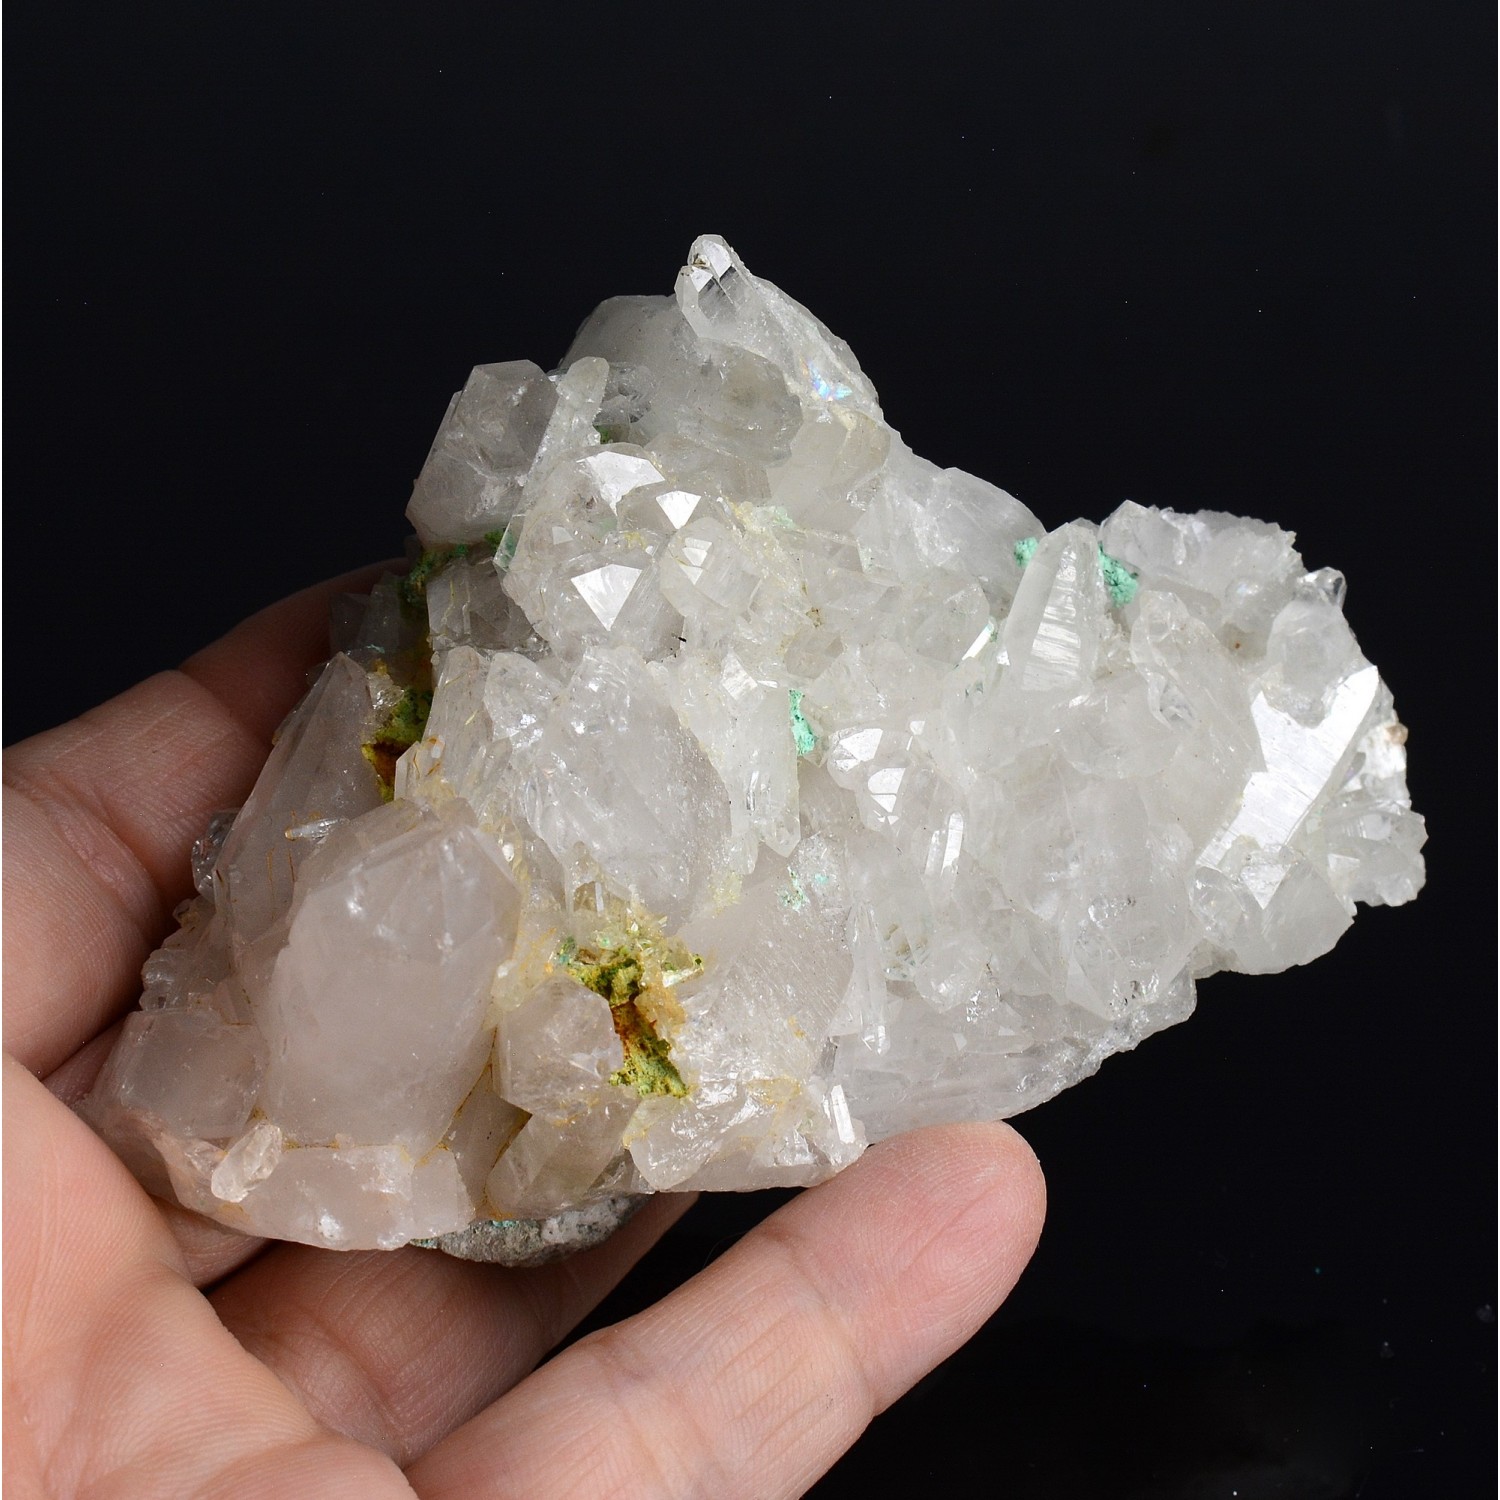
[81,234,1425,1256]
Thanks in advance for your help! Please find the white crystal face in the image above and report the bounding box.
[82,234,1426,1253]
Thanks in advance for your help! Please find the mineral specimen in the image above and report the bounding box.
[80,235,1425,1260]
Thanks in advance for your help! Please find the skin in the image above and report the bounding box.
[3,566,1047,1500]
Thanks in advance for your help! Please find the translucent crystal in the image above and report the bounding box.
[407,361,558,545]
[252,799,520,1153]
[82,236,1425,1256]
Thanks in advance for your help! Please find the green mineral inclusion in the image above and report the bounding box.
[487,526,519,568]
[1012,536,1139,608]
[382,687,432,747]
[361,686,433,799]
[788,689,817,756]
[558,936,695,1100]
[398,530,514,611]
[398,545,462,611]
[1096,549,1140,608]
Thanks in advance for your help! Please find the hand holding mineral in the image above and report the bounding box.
[5,232,1421,1494]
[3,568,1046,1498]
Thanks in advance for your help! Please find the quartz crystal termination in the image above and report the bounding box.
[80,235,1426,1260]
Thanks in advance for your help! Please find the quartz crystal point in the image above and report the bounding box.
[81,234,1426,1260]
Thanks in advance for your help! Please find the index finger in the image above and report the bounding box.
[3,563,394,1076]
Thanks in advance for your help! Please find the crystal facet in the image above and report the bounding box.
[81,235,1425,1258]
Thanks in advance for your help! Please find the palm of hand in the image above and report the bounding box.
[4,567,1045,1499]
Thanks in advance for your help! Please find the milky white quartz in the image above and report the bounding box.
[81,236,1425,1256]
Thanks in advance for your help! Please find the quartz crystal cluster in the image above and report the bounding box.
[81,236,1425,1259]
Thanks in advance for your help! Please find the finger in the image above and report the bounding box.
[158,1205,270,1288]
[42,1019,124,1107]
[178,560,400,746]
[2,1055,409,1500]
[209,1193,697,1467]
[38,1020,270,1287]
[3,563,393,1076]
[407,1122,1045,1500]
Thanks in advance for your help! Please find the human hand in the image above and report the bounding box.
[4,567,1046,1499]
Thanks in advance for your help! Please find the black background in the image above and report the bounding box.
[7,3,1494,1495]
